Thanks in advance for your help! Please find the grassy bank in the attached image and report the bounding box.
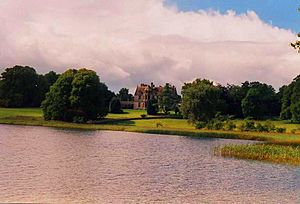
[215,143,300,165]
[1,108,300,165]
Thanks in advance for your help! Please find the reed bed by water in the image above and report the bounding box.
[215,143,300,165]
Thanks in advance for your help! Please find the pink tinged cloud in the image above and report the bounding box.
[0,0,299,92]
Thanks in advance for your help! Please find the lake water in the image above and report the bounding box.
[0,124,299,203]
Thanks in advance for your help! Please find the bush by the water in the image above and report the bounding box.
[238,121,286,133]
[195,119,235,131]
[195,119,285,133]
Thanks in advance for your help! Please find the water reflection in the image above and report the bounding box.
[0,125,299,203]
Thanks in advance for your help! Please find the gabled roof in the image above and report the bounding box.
[134,84,150,96]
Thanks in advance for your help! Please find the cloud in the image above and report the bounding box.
[0,0,299,92]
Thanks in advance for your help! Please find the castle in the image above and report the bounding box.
[133,83,177,110]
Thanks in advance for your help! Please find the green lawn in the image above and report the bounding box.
[106,109,147,119]
[1,107,300,165]
[0,108,43,118]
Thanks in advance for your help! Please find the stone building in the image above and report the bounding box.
[133,83,171,110]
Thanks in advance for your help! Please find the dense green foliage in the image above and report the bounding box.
[0,65,39,107]
[241,82,279,119]
[117,88,133,101]
[42,69,110,122]
[147,98,159,115]
[181,79,225,123]
[0,64,299,124]
[181,79,282,125]
[280,75,300,123]
[0,66,58,108]
[158,83,180,114]
[225,84,244,118]
[109,97,123,113]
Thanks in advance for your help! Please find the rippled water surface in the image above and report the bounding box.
[0,125,299,203]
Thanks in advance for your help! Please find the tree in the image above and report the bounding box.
[291,8,300,52]
[42,68,110,122]
[241,82,279,119]
[279,75,300,123]
[44,71,60,86]
[158,83,180,114]
[181,79,225,123]
[291,75,300,122]
[147,98,159,115]
[0,65,39,107]
[291,33,300,52]
[226,84,244,118]
[109,97,123,113]
[280,84,293,120]
[117,88,133,101]
[36,71,59,105]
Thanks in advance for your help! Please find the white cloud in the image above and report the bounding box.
[0,0,299,92]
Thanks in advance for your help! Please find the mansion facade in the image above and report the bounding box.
[133,82,177,110]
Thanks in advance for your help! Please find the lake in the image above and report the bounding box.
[0,124,299,203]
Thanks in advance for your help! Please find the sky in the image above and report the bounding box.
[168,0,300,32]
[0,0,299,93]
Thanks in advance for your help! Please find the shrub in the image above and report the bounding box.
[206,120,215,130]
[195,121,206,129]
[276,127,286,133]
[238,123,246,132]
[72,116,86,123]
[156,122,163,128]
[256,123,268,132]
[147,98,159,115]
[206,119,224,130]
[243,121,256,131]
[264,121,276,132]
[214,121,224,130]
[224,121,236,131]
[109,97,123,113]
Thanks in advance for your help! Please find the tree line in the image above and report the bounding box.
[0,65,60,107]
[0,65,300,124]
[180,78,300,125]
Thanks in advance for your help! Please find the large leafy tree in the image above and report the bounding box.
[42,68,110,122]
[0,65,40,107]
[117,88,133,101]
[241,82,279,119]
[280,84,293,120]
[290,75,300,122]
[225,84,244,118]
[158,83,180,114]
[181,79,225,123]
[36,71,59,105]
[289,8,300,121]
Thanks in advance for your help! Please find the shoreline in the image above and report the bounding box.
[0,116,295,142]
[0,108,300,166]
